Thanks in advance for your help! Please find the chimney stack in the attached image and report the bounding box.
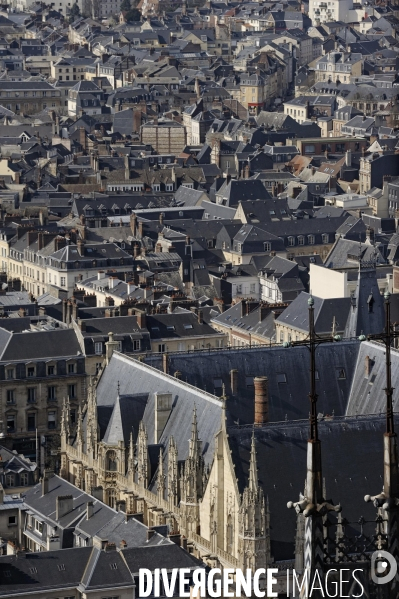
[77,239,84,257]
[86,501,94,519]
[254,376,269,425]
[147,529,155,541]
[131,213,137,236]
[56,495,73,520]
[162,353,169,374]
[41,474,49,496]
[230,369,238,395]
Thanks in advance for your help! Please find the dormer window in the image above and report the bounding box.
[287,236,295,246]
[264,242,271,252]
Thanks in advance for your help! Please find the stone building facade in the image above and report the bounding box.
[60,348,398,595]
[60,353,272,581]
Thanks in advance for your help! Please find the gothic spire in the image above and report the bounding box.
[288,295,341,579]
[128,431,134,473]
[61,396,69,439]
[188,406,201,460]
[76,404,83,447]
[343,260,385,339]
[248,431,258,492]
[157,447,165,500]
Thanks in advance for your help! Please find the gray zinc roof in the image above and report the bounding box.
[346,339,399,417]
[144,341,360,424]
[96,352,223,465]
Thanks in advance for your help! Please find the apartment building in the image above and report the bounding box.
[0,327,86,460]
[0,82,62,115]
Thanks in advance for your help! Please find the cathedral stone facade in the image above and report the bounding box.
[60,349,399,596]
[60,359,272,581]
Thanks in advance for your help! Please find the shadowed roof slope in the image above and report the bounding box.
[229,415,398,561]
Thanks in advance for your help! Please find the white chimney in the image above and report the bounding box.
[109,277,118,289]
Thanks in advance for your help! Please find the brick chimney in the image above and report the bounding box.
[254,376,269,425]
[136,310,146,329]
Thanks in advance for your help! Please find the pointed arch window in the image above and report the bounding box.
[106,450,117,472]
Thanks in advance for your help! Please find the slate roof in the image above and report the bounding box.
[122,543,203,574]
[325,239,386,269]
[211,301,277,342]
[144,341,360,424]
[344,266,385,338]
[79,547,132,591]
[276,292,351,335]
[216,179,272,207]
[0,328,81,361]
[96,352,222,466]
[102,393,148,445]
[0,445,36,475]
[346,340,399,416]
[0,547,92,596]
[23,474,116,532]
[228,415,399,561]
[84,511,170,547]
